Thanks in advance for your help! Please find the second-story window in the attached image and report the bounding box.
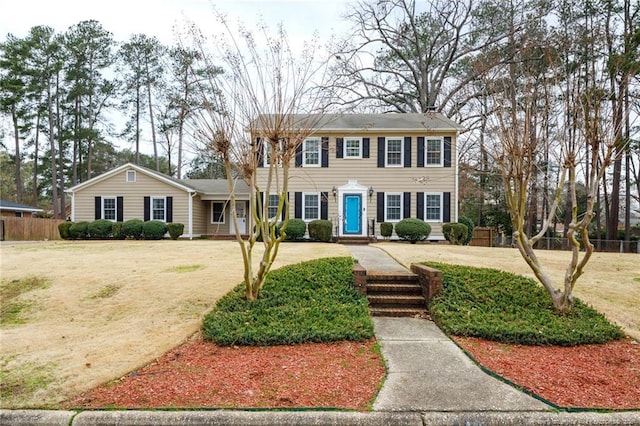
[425,138,443,166]
[303,138,320,166]
[344,137,362,158]
[386,137,403,167]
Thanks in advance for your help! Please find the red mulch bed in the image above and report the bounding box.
[63,339,386,410]
[64,335,640,411]
[453,336,640,410]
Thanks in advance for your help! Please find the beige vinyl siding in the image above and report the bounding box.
[191,195,207,235]
[205,200,231,235]
[256,131,456,238]
[72,169,192,225]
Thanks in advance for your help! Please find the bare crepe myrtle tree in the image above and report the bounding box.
[186,16,334,301]
[484,43,626,314]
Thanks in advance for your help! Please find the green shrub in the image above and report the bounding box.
[278,218,306,240]
[427,262,624,346]
[68,221,89,239]
[111,222,125,240]
[308,219,333,242]
[122,219,144,239]
[142,220,167,240]
[58,222,73,240]
[202,257,373,345]
[442,223,468,245]
[394,218,431,243]
[458,215,475,245]
[88,219,113,239]
[380,222,393,238]
[167,223,184,240]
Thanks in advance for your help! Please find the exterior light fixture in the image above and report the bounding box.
[332,186,337,198]
[368,186,374,200]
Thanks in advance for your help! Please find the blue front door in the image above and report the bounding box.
[343,194,362,234]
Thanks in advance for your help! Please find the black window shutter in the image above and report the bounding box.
[295,143,302,167]
[404,136,411,167]
[363,138,370,158]
[444,136,452,168]
[377,137,385,167]
[256,138,264,167]
[403,192,411,218]
[376,192,385,222]
[94,197,101,220]
[417,137,425,167]
[320,192,328,220]
[443,192,451,223]
[166,196,173,222]
[144,196,150,221]
[117,196,124,222]
[336,138,343,159]
[321,137,329,167]
[417,192,424,220]
[294,192,302,219]
[281,192,289,221]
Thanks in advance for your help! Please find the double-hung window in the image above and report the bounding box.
[303,138,320,166]
[344,137,362,158]
[385,137,403,167]
[263,139,285,167]
[267,194,280,219]
[303,193,320,221]
[151,197,166,221]
[211,201,225,224]
[425,193,442,222]
[102,197,116,221]
[425,138,443,166]
[385,193,402,222]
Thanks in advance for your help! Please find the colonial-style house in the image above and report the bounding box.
[66,113,463,240]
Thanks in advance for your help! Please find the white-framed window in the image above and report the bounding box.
[126,170,136,182]
[211,201,225,224]
[102,197,117,221]
[424,193,443,222]
[344,137,362,158]
[263,139,285,167]
[425,137,443,166]
[385,137,403,167]
[267,194,280,219]
[15,211,23,217]
[302,192,320,221]
[151,197,166,221]
[385,193,403,222]
[303,138,320,167]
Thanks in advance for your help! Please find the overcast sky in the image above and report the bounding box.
[0,0,353,46]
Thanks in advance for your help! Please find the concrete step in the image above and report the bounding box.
[369,307,429,317]
[367,283,423,295]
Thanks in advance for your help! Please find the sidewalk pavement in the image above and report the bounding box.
[1,245,639,425]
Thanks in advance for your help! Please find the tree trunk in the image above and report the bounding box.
[48,75,59,219]
[33,110,40,207]
[145,64,159,171]
[11,105,23,203]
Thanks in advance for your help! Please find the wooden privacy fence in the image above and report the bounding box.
[470,227,494,247]
[1,217,65,241]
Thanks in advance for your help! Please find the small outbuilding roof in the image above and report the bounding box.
[0,199,43,213]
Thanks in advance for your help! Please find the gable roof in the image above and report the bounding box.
[0,199,43,213]
[252,113,464,133]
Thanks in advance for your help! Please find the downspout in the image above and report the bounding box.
[454,133,459,222]
[68,192,75,221]
[189,192,195,240]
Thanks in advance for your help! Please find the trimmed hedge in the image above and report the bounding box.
[380,222,393,238]
[112,222,125,239]
[394,218,431,243]
[142,220,167,240]
[443,223,468,245]
[458,215,474,245]
[427,262,624,346]
[308,219,333,242]
[202,257,373,346]
[58,222,73,240]
[68,221,89,239]
[167,223,184,240]
[88,219,114,239]
[122,219,144,239]
[278,218,306,240]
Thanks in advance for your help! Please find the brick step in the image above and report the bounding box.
[365,273,419,284]
[369,307,429,317]
[366,283,423,295]
[367,294,426,307]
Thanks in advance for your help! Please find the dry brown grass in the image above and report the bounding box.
[0,240,349,408]
[374,242,640,342]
